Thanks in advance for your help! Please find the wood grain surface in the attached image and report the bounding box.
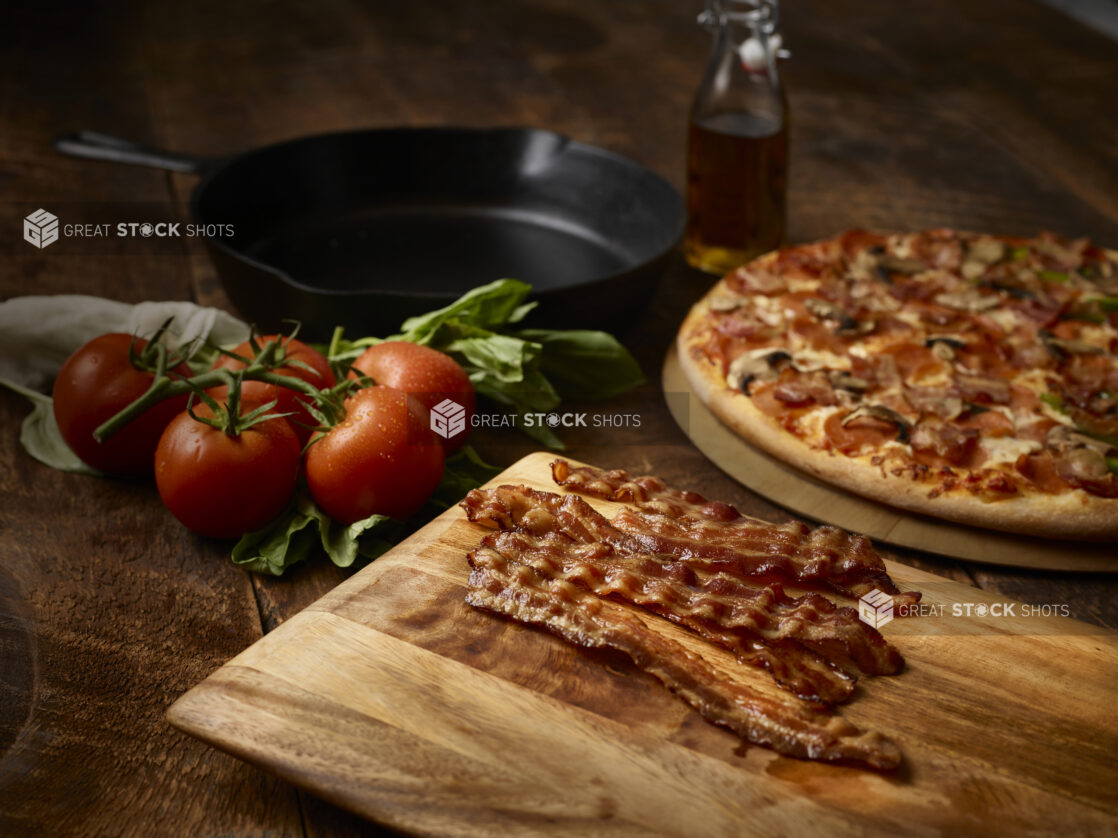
[2,0,1118,835]
[168,452,1118,838]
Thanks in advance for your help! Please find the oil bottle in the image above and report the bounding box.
[685,0,789,275]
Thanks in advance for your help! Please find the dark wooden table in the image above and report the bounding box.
[1,1,1116,834]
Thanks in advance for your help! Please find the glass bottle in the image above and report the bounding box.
[685,0,789,275]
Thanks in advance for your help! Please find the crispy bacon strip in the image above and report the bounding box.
[461,486,904,677]
[466,547,901,771]
[551,460,920,605]
[462,482,918,607]
[482,529,859,704]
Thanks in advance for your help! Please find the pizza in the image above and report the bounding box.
[677,228,1118,540]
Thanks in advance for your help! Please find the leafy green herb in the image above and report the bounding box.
[1107,457,1118,477]
[1010,246,1029,261]
[324,279,644,449]
[1061,311,1107,324]
[231,489,399,576]
[232,444,500,576]
[428,446,504,510]
[1081,430,1118,448]
[1040,392,1066,413]
[0,379,101,475]
[1089,296,1118,312]
[514,328,646,400]
[1037,270,1070,283]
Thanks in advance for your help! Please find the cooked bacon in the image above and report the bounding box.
[550,463,919,606]
[490,525,902,677]
[466,547,901,770]
[481,529,880,703]
[715,313,774,339]
[911,418,979,466]
[463,483,917,610]
[727,265,787,295]
[903,386,964,421]
[956,374,1012,405]
[772,370,839,407]
[1052,448,1118,498]
[551,460,741,522]
[609,507,916,604]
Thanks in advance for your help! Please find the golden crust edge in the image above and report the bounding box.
[676,288,1118,542]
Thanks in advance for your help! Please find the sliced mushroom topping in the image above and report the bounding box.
[933,289,1001,312]
[828,370,871,393]
[925,336,968,348]
[1046,425,1117,457]
[931,342,954,361]
[709,294,749,312]
[904,387,964,421]
[803,297,871,336]
[1040,331,1105,358]
[1032,238,1078,267]
[841,404,912,443]
[979,278,1037,300]
[967,238,1006,265]
[924,335,967,362]
[803,297,843,320]
[1047,424,1118,496]
[726,349,792,393]
[877,254,926,274]
[1052,447,1117,496]
[961,260,987,281]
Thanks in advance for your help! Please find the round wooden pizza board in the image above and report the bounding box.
[662,344,1118,572]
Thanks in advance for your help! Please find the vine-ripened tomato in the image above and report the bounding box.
[305,385,444,523]
[349,341,475,450]
[211,335,335,443]
[154,402,301,539]
[52,333,193,475]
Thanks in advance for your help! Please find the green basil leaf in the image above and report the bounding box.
[1040,392,1066,414]
[511,416,565,450]
[231,502,319,576]
[428,445,503,510]
[447,333,542,386]
[473,367,561,414]
[1107,457,1118,476]
[0,378,100,475]
[1088,295,1118,312]
[395,279,533,342]
[232,491,401,575]
[1038,270,1070,283]
[513,328,645,399]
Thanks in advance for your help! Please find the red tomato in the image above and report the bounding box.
[349,341,475,450]
[52,333,193,475]
[211,335,335,443]
[305,385,444,523]
[154,403,301,539]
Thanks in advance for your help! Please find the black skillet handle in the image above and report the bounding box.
[54,131,212,175]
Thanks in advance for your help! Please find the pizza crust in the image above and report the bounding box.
[678,284,1118,542]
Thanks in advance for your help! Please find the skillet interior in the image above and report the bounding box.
[192,127,682,333]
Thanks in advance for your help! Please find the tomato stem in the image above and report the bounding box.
[92,336,350,443]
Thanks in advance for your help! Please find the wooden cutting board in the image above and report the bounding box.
[662,345,1118,572]
[167,452,1118,837]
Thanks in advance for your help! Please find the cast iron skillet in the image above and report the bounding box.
[55,128,684,338]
